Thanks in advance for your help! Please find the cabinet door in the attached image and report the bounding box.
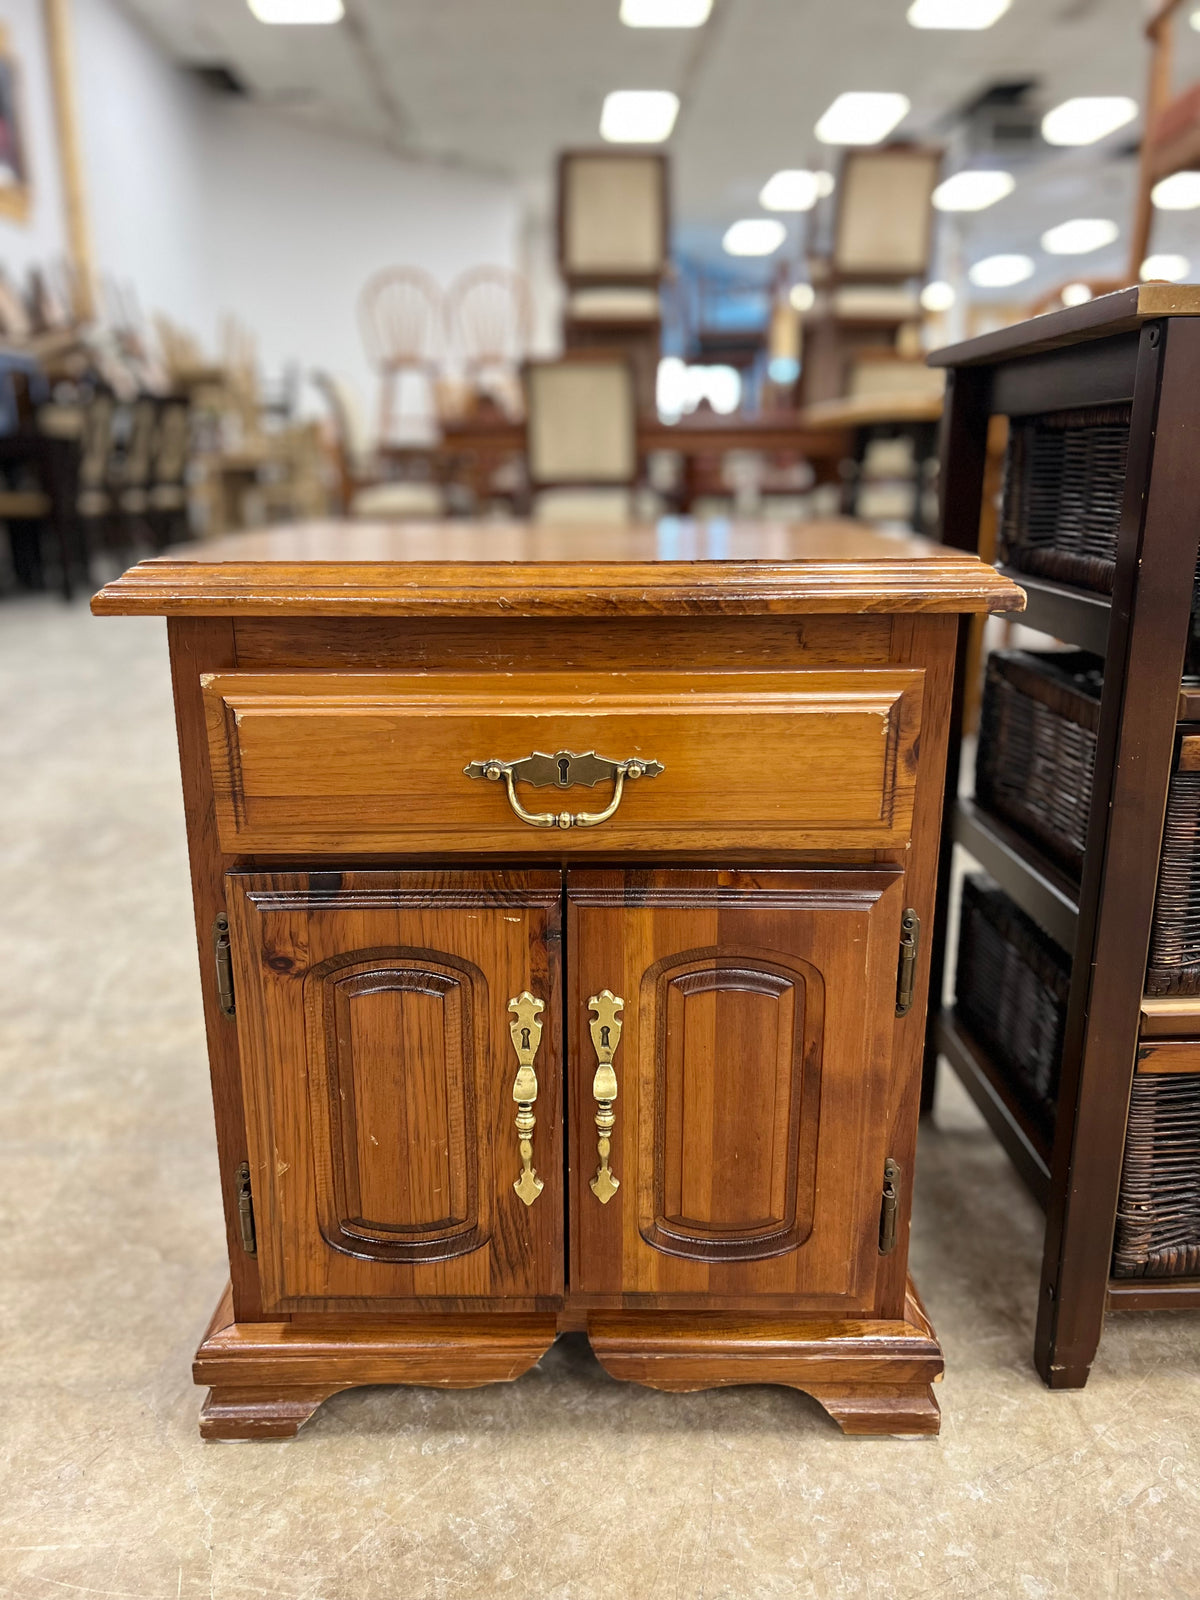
[226,870,563,1312]
[568,869,904,1311]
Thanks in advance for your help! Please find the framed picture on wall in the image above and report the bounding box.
[0,24,31,224]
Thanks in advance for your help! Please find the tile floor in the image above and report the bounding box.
[1,595,1198,1600]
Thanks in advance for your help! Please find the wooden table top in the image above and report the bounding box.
[436,412,851,457]
[799,393,944,431]
[92,517,1025,619]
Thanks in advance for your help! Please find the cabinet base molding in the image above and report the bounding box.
[193,1282,942,1439]
[193,1287,559,1441]
[587,1280,943,1437]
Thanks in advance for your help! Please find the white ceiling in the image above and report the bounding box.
[122,0,1200,299]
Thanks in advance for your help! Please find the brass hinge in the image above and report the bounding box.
[212,913,235,1018]
[234,1161,257,1256]
[895,908,920,1016]
[879,1158,901,1255]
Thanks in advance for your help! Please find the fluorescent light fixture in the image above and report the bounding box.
[1041,96,1137,147]
[1061,283,1094,307]
[1041,217,1119,255]
[760,170,823,211]
[1152,171,1200,210]
[932,169,1014,212]
[1192,7,1200,28]
[968,253,1035,288]
[247,0,343,19]
[1141,253,1191,282]
[920,280,955,312]
[815,92,910,146]
[723,218,787,256]
[789,282,816,311]
[908,0,1010,27]
[621,0,712,23]
[600,90,679,143]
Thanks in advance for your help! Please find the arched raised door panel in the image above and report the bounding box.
[225,870,564,1312]
[639,949,823,1263]
[304,951,487,1262]
[568,868,905,1308]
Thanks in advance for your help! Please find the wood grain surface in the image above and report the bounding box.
[567,869,905,1311]
[201,667,924,855]
[226,870,564,1311]
[90,518,1026,618]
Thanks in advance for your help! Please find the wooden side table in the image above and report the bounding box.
[93,518,1022,1438]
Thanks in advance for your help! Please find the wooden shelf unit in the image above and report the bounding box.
[926,284,1200,1389]
[934,1011,1052,1206]
[998,569,1111,658]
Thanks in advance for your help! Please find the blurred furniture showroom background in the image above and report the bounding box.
[3,0,1197,601]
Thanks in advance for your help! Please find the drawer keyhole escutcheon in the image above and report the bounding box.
[508,992,546,1206]
[464,749,664,830]
[588,990,625,1204]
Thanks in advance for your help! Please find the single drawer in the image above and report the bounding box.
[201,668,924,855]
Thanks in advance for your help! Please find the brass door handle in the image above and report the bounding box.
[465,749,663,831]
[588,990,624,1204]
[508,992,545,1206]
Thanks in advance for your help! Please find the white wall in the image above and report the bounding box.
[0,0,524,433]
[0,0,67,280]
[72,0,208,332]
[196,97,520,418]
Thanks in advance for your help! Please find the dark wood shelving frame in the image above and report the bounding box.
[925,285,1200,1388]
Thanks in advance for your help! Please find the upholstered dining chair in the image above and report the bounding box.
[313,370,444,520]
[523,354,638,525]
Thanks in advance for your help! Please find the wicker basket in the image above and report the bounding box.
[976,650,1103,877]
[954,873,1071,1135]
[1146,747,1200,995]
[1112,1072,1200,1278]
[999,405,1130,594]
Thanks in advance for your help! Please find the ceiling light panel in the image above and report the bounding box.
[789,282,816,311]
[723,219,787,256]
[1041,217,1119,255]
[247,0,343,19]
[1152,171,1200,210]
[1141,254,1191,282]
[620,0,712,24]
[920,281,956,312]
[1041,97,1137,147]
[908,0,1010,27]
[815,92,910,146]
[600,90,680,143]
[760,170,823,211]
[932,170,1015,212]
[968,253,1035,288]
[1061,284,1094,306]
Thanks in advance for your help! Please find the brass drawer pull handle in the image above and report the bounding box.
[465,749,663,831]
[509,992,545,1206]
[588,990,624,1204]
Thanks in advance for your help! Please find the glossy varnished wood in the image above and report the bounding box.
[567,869,905,1312]
[226,870,564,1311]
[91,519,1006,1437]
[587,1279,942,1436]
[194,1285,558,1440]
[90,519,1025,618]
[201,667,925,856]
